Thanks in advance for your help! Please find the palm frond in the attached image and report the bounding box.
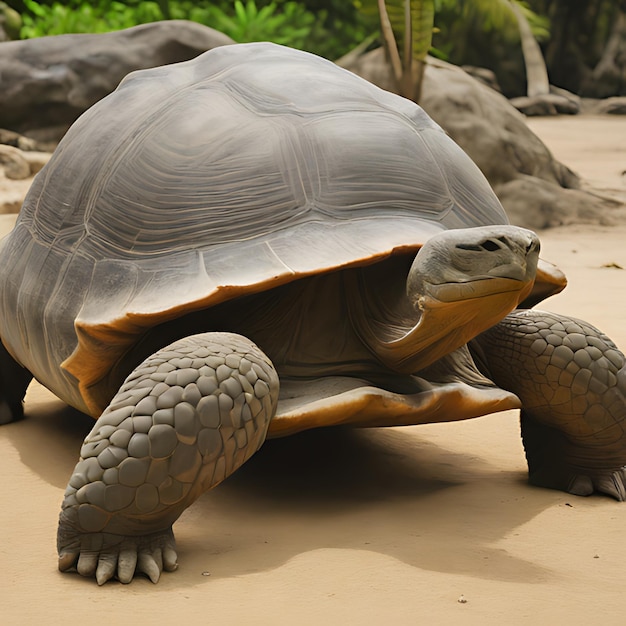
[384,0,435,68]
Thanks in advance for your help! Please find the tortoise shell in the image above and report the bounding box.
[0,43,513,417]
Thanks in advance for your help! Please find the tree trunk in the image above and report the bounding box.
[581,9,626,97]
[541,0,622,96]
[511,1,550,97]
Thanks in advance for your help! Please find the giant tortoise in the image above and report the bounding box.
[0,43,625,585]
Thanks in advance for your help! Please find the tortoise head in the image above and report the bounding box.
[407,225,539,306]
[354,225,540,374]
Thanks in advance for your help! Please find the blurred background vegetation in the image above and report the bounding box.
[0,0,623,98]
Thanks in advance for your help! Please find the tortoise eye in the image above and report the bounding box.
[455,240,501,252]
[481,239,501,252]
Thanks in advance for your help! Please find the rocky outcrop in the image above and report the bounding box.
[0,148,51,214]
[340,49,621,229]
[0,20,233,142]
[1,24,620,229]
[582,97,626,115]
[510,86,581,117]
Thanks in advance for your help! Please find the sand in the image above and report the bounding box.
[1,115,626,625]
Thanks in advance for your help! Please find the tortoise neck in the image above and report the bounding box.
[347,253,532,375]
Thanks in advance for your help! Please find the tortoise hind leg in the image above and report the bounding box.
[57,332,278,584]
[0,340,32,424]
[471,310,626,500]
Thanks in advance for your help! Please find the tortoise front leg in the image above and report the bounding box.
[57,332,278,584]
[471,310,626,499]
[0,340,32,424]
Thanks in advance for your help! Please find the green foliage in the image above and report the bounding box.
[20,0,161,37]
[357,1,436,102]
[429,0,551,96]
[20,0,317,42]
[169,0,315,49]
[436,0,549,43]
[17,0,374,60]
[383,0,435,63]
[306,1,376,59]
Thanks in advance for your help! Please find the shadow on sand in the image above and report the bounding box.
[4,385,559,588]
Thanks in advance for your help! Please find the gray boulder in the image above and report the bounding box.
[0,20,233,142]
[1,24,620,229]
[341,49,620,229]
[510,90,581,117]
[583,97,626,115]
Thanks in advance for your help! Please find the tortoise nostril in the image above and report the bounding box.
[526,240,539,253]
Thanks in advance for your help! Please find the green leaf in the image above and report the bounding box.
[22,0,46,18]
[385,0,435,65]
[234,0,248,26]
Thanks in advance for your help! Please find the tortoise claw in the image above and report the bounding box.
[594,469,626,502]
[58,548,79,572]
[58,520,177,585]
[566,469,626,501]
[567,474,594,497]
[95,554,117,586]
[137,547,162,584]
[531,464,626,502]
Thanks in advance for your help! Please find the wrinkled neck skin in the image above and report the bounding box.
[348,225,540,374]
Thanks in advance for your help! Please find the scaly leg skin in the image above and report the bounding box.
[0,340,33,424]
[471,309,626,500]
[57,332,279,584]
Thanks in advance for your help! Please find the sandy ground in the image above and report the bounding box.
[1,115,626,625]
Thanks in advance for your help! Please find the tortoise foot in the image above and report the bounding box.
[0,400,19,425]
[521,410,626,501]
[473,309,626,499]
[57,332,278,583]
[0,340,32,424]
[58,521,177,585]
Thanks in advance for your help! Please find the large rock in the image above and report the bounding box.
[1,25,621,229]
[583,97,626,115]
[341,49,621,229]
[0,20,233,142]
[510,88,581,117]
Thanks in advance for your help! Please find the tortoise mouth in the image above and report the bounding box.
[421,274,531,304]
